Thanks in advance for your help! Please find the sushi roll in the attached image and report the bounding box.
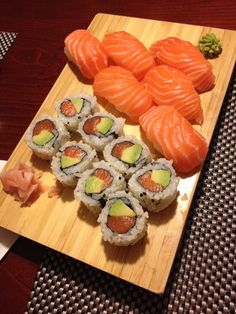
[98,191,149,246]
[74,161,126,214]
[77,112,125,152]
[26,115,70,160]
[51,141,97,186]
[55,92,99,132]
[103,136,152,178]
[128,158,179,212]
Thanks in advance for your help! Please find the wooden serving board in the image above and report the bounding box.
[0,13,235,294]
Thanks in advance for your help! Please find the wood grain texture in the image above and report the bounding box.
[0,13,235,294]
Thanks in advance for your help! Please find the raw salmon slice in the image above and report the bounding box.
[139,106,208,173]
[92,168,113,190]
[144,65,203,124]
[64,146,86,161]
[111,141,133,159]
[93,66,153,122]
[149,37,215,93]
[33,119,55,136]
[83,116,101,135]
[137,172,163,192]
[102,31,155,80]
[60,100,77,117]
[107,216,136,234]
[64,29,108,79]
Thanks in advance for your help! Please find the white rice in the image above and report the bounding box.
[128,158,179,212]
[51,141,97,187]
[25,115,70,160]
[74,161,126,215]
[98,191,149,246]
[77,112,125,152]
[55,92,99,132]
[103,136,152,179]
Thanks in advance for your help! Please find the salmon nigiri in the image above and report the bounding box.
[64,29,108,79]
[93,66,153,122]
[144,65,203,124]
[149,37,215,93]
[139,106,208,173]
[102,31,155,81]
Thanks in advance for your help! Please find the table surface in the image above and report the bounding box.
[0,0,236,313]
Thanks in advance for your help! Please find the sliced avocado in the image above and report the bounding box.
[71,98,84,113]
[109,199,136,217]
[121,144,142,164]
[151,169,171,187]
[60,155,80,169]
[32,130,54,146]
[96,117,113,134]
[85,175,104,194]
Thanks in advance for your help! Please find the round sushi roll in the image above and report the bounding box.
[103,136,152,178]
[55,92,99,132]
[98,191,149,246]
[128,158,179,212]
[51,141,97,186]
[25,115,70,160]
[74,161,126,214]
[77,112,125,152]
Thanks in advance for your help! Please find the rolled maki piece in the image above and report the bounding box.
[103,136,152,178]
[55,92,99,132]
[128,158,179,212]
[26,115,70,160]
[77,112,125,152]
[51,141,97,186]
[98,191,149,246]
[74,161,126,214]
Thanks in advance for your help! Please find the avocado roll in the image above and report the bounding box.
[26,115,70,160]
[98,191,149,246]
[74,161,126,215]
[128,158,179,212]
[77,112,125,152]
[103,136,152,178]
[51,141,97,186]
[55,92,99,132]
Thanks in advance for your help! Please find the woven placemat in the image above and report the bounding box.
[0,32,17,61]
[26,67,236,314]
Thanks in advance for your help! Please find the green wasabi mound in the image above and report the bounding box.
[198,33,222,58]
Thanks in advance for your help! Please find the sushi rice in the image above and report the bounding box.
[98,191,149,246]
[74,161,126,215]
[25,115,70,160]
[55,92,99,132]
[77,112,125,152]
[51,141,97,187]
[103,135,152,178]
[128,158,179,212]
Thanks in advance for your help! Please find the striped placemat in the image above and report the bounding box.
[26,66,236,313]
[0,32,17,61]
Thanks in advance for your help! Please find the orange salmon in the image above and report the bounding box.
[93,66,153,122]
[149,37,215,93]
[64,29,108,79]
[137,172,163,192]
[102,31,155,80]
[92,168,113,190]
[139,106,208,173]
[144,65,203,124]
[33,119,55,136]
[107,216,136,234]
